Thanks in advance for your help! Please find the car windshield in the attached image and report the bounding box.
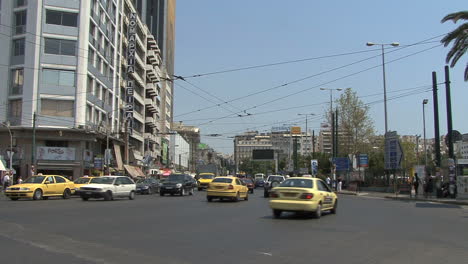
[280,179,313,188]
[268,176,284,182]
[24,176,46,184]
[136,179,152,184]
[167,175,185,182]
[90,177,115,184]
[74,178,91,184]
[200,174,214,179]
[212,178,233,183]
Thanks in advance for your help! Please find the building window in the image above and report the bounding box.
[88,48,95,66]
[87,76,93,94]
[13,38,25,56]
[15,0,27,8]
[44,38,77,56]
[14,11,27,34]
[10,68,24,95]
[86,105,92,121]
[9,99,22,120]
[41,99,74,117]
[42,69,75,86]
[45,10,78,27]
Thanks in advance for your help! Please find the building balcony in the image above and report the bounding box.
[147,50,159,66]
[144,132,157,143]
[146,83,157,97]
[145,98,157,114]
[145,116,156,128]
[146,65,158,82]
[147,35,158,50]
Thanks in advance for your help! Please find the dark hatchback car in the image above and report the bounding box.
[160,174,197,196]
[254,179,265,188]
[136,178,160,195]
[241,178,255,194]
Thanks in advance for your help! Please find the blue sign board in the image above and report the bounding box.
[333,157,350,171]
[358,154,369,167]
[311,160,318,176]
[384,131,403,170]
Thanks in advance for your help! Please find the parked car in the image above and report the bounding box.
[197,173,215,191]
[264,175,286,198]
[136,178,160,194]
[5,175,75,201]
[79,176,136,201]
[160,174,197,196]
[206,176,249,202]
[269,177,337,219]
[254,178,265,188]
[241,178,255,194]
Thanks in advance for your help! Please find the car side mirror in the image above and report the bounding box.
[45,181,51,184]
[114,183,119,186]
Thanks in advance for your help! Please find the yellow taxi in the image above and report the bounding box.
[269,177,337,219]
[206,176,249,202]
[197,173,215,191]
[5,175,76,201]
[73,176,97,195]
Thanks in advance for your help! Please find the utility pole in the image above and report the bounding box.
[335,108,339,157]
[293,135,298,173]
[32,112,36,176]
[444,66,454,159]
[124,120,129,165]
[312,130,315,158]
[432,72,441,168]
[331,111,335,157]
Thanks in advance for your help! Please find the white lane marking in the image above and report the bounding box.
[258,252,273,256]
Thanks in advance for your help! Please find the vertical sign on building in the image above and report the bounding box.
[125,12,137,134]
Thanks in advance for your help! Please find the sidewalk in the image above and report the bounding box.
[338,190,468,206]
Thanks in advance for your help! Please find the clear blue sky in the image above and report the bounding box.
[174,0,467,154]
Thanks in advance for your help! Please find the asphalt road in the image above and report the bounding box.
[0,190,467,264]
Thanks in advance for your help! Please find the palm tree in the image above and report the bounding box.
[441,11,468,81]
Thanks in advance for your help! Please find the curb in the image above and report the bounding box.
[338,192,368,196]
[383,196,468,206]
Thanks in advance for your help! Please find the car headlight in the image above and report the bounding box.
[176,183,182,188]
[19,187,30,191]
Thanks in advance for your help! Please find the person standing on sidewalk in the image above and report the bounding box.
[413,173,420,197]
[3,172,11,191]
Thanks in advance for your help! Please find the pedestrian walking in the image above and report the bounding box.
[3,172,11,191]
[337,178,342,192]
[326,176,331,186]
[425,175,433,198]
[413,173,420,197]
[17,177,23,184]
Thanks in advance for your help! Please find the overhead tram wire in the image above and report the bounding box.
[174,34,445,118]
[194,44,443,127]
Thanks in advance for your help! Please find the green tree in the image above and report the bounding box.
[441,11,468,81]
[336,88,375,156]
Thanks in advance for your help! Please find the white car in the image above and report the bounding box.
[79,176,136,201]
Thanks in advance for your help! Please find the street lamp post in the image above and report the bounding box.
[366,42,399,133]
[422,99,429,168]
[297,113,315,155]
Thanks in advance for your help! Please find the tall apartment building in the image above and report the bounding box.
[0,0,171,180]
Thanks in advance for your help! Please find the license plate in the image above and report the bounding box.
[216,186,224,189]
[282,193,296,197]
[85,192,92,195]
[166,187,173,189]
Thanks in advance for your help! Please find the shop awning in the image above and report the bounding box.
[114,144,123,170]
[124,165,145,178]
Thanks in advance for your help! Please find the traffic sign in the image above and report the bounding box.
[384,131,404,170]
[358,154,369,167]
[333,157,350,171]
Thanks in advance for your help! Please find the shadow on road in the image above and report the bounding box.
[415,202,461,209]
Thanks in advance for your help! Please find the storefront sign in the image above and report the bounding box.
[94,158,103,170]
[125,12,138,134]
[37,147,75,161]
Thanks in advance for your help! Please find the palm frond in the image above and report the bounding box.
[464,62,468,81]
[440,23,468,46]
[441,11,468,23]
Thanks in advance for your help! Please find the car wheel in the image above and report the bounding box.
[273,210,282,219]
[198,187,202,191]
[33,189,43,200]
[244,192,249,201]
[104,191,113,201]
[129,191,135,200]
[81,196,89,201]
[180,188,186,196]
[62,189,71,199]
[147,188,153,195]
[234,192,240,202]
[10,197,19,201]
[189,188,194,195]
[330,201,337,214]
[263,190,269,198]
[207,196,213,202]
[313,203,322,219]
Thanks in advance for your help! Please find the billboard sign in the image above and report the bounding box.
[291,126,301,135]
[252,149,274,160]
[333,157,350,171]
[37,147,75,161]
[358,154,369,167]
[384,131,403,170]
[311,159,318,176]
[125,12,138,134]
